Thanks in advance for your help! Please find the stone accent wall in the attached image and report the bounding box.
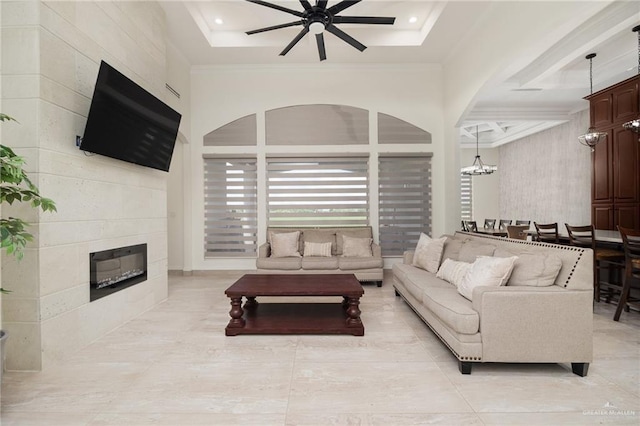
[1,0,169,370]
[499,110,591,226]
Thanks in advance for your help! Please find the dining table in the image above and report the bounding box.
[469,228,623,244]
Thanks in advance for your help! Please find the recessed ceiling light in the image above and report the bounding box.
[409,16,417,24]
[215,18,223,25]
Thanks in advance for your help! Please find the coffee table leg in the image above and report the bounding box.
[228,297,245,329]
[244,296,258,310]
[346,297,362,327]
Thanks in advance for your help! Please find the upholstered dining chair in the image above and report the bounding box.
[614,226,640,321]
[515,220,531,226]
[534,222,559,244]
[498,219,512,230]
[484,219,496,229]
[466,221,478,232]
[565,224,625,303]
[506,225,529,240]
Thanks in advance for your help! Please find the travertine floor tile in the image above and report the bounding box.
[2,274,638,426]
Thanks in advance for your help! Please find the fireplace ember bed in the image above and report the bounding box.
[89,243,147,302]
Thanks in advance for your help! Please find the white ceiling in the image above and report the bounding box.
[160,1,640,147]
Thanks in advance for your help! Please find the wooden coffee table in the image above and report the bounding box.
[224,274,364,336]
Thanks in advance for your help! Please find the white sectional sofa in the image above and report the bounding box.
[393,231,594,375]
[256,226,384,285]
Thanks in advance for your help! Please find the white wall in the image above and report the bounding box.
[166,42,191,271]
[1,0,174,370]
[186,64,444,270]
[499,110,591,226]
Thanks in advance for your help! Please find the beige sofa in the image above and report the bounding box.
[256,226,384,285]
[393,231,594,375]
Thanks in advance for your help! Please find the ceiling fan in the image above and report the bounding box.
[245,0,396,61]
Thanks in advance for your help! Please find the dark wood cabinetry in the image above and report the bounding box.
[587,75,640,231]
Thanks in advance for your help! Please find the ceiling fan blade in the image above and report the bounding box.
[245,0,304,18]
[246,20,304,35]
[280,26,310,56]
[316,33,327,61]
[325,23,366,52]
[299,0,313,11]
[328,0,361,15]
[317,0,328,10]
[332,16,396,25]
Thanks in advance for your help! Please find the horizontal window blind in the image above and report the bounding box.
[204,157,257,257]
[461,174,472,221]
[267,157,369,227]
[378,156,432,256]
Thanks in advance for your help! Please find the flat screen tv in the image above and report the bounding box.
[80,60,181,172]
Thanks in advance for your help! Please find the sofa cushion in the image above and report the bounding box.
[302,257,339,270]
[303,241,332,257]
[339,256,383,270]
[436,258,472,288]
[494,248,562,287]
[336,228,373,255]
[302,229,337,256]
[270,231,301,258]
[458,256,518,300]
[458,241,496,263]
[268,229,303,253]
[441,236,465,262]
[342,236,373,257]
[421,287,480,335]
[256,257,302,270]
[412,233,446,273]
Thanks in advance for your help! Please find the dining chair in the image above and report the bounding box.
[534,222,559,244]
[461,220,468,232]
[515,220,531,226]
[466,221,478,232]
[565,224,625,303]
[614,226,640,321]
[498,219,512,230]
[506,225,529,240]
[484,219,496,229]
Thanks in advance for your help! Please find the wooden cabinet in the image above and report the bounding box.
[587,75,640,231]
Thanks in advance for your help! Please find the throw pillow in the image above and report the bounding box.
[303,241,332,257]
[457,255,518,301]
[342,235,373,257]
[270,231,301,258]
[494,248,562,287]
[436,258,472,288]
[412,233,446,273]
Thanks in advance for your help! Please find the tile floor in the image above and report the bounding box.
[1,272,639,425]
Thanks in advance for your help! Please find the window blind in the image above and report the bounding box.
[267,156,369,227]
[203,157,258,257]
[461,173,472,221]
[378,155,432,255]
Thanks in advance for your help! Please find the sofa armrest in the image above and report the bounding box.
[258,243,270,258]
[372,242,382,258]
[472,286,593,362]
[403,250,415,265]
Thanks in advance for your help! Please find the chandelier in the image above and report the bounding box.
[461,125,497,176]
[622,24,640,139]
[578,53,607,151]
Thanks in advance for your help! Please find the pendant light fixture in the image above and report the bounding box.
[622,25,640,139]
[578,53,607,151]
[461,125,497,176]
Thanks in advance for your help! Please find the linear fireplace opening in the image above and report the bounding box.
[90,243,147,302]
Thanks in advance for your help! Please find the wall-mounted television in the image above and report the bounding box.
[80,60,181,172]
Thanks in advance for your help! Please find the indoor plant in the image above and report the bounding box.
[0,113,56,378]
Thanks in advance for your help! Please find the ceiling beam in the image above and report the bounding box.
[513,2,639,89]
